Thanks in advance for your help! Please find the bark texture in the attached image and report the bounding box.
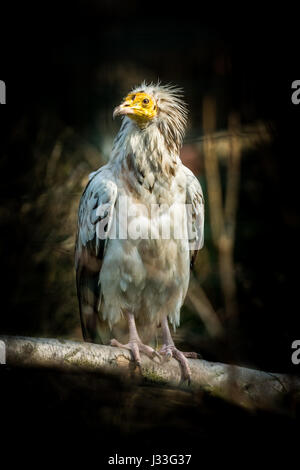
[1,335,299,414]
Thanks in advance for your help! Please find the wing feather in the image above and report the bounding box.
[75,168,117,342]
[183,166,205,268]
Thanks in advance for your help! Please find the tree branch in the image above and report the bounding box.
[1,335,299,414]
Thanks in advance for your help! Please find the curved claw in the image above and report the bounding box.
[183,351,201,359]
[180,376,191,386]
[159,345,173,361]
[160,344,196,384]
[160,351,172,362]
[152,350,162,362]
[111,338,161,366]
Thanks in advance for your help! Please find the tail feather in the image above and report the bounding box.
[76,264,110,344]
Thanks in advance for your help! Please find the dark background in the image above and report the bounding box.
[1,1,300,466]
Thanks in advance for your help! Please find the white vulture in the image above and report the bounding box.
[75,82,204,382]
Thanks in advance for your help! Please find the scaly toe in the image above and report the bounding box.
[110,338,124,348]
[172,348,192,384]
[159,345,174,361]
[136,343,162,363]
[110,338,161,365]
[152,350,162,362]
[160,345,193,384]
[182,351,201,359]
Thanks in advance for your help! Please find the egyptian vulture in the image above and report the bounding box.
[75,82,204,382]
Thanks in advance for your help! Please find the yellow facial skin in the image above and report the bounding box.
[113,92,157,125]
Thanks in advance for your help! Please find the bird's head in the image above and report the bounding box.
[113,91,157,125]
[113,82,188,153]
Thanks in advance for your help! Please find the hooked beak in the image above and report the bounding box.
[113,101,134,119]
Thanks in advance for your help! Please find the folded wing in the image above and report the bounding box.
[183,165,205,268]
[75,168,118,342]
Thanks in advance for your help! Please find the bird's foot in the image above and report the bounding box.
[159,345,200,384]
[110,338,161,369]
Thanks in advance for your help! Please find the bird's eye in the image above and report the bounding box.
[142,98,149,104]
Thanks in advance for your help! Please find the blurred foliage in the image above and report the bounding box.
[0,119,103,337]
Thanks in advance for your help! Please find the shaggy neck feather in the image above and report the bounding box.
[111,118,180,182]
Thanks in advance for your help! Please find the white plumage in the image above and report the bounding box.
[75,82,204,381]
